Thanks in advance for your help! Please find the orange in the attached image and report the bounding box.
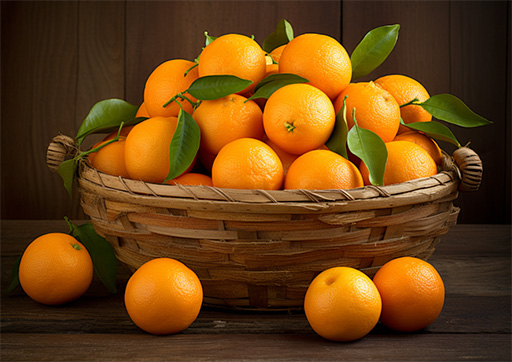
[212,138,283,190]
[264,44,286,77]
[374,74,431,133]
[263,83,335,155]
[263,137,299,177]
[360,141,437,186]
[124,116,193,183]
[124,258,203,335]
[88,137,130,178]
[167,173,213,186]
[304,267,382,342]
[135,102,150,118]
[279,33,352,99]
[394,131,444,166]
[143,59,199,118]
[192,94,264,155]
[18,233,93,305]
[285,149,364,190]
[198,34,266,95]
[334,82,401,143]
[373,257,445,332]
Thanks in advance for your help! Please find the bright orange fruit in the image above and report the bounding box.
[19,233,93,305]
[304,267,382,342]
[263,83,335,155]
[279,33,352,99]
[124,258,203,335]
[285,149,364,190]
[373,257,445,332]
[212,138,283,190]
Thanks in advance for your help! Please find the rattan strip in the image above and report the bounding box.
[78,172,459,214]
[78,159,458,205]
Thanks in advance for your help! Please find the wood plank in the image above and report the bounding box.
[1,292,509,335]
[75,1,126,140]
[1,2,79,220]
[433,224,511,256]
[342,1,451,93]
[1,333,510,361]
[448,1,510,224]
[0,1,125,220]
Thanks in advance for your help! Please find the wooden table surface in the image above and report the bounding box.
[1,220,510,361]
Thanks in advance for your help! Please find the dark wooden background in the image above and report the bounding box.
[1,1,510,224]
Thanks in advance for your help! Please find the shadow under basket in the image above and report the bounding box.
[48,135,483,311]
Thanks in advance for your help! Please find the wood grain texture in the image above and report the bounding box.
[0,222,510,361]
[1,333,510,361]
[1,2,79,219]
[75,2,125,127]
[0,1,510,223]
[447,1,509,224]
[342,1,451,93]
[1,1,125,220]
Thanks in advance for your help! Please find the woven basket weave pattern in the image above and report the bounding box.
[77,157,461,310]
[46,134,480,310]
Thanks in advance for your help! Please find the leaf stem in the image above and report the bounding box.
[163,95,179,108]
[162,91,198,109]
[78,122,124,158]
[400,98,420,108]
[181,94,199,108]
[284,122,295,132]
[184,63,198,77]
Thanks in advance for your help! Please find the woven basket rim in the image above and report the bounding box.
[77,153,461,214]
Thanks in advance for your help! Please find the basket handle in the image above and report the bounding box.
[452,146,483,192]
[46,134,78,172]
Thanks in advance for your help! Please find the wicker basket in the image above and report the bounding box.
[47,134,483,311]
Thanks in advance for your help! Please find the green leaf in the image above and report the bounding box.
[75,99,139,145]
[5,255,22,295]
[164,109,201,182]
[262,19,294,53]
[204,31,217,46]
[186,75,253,100]
[347,110,387,186]
[418,94,492,127]
[254,73,308,93]
[57,158,78,200]
[247,73,309,101]
[401,119,462,147]
[350,24,400,80]
[326,96,349,159]
[66,218,118,293]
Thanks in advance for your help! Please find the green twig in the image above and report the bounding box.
[184,63,198,77]
[400,98,420,108]
[163,92,198,109]
[78,122,124,158]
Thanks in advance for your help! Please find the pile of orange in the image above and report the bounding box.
[88,31,443,191]
[24,24,450,339]
[17,231,445,339]
[304,257,445,342]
